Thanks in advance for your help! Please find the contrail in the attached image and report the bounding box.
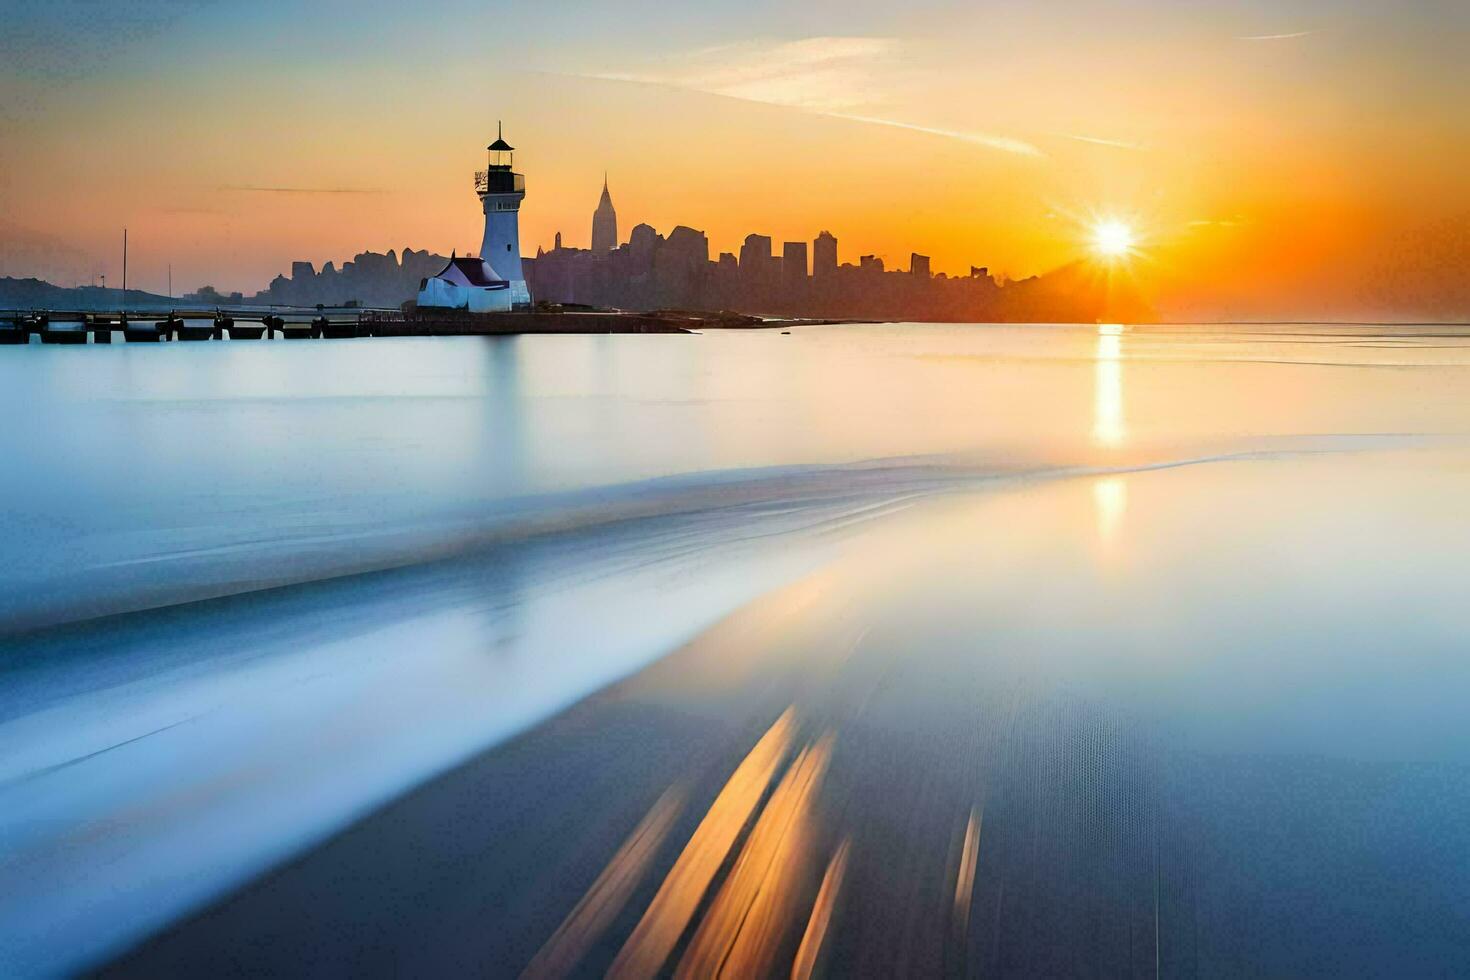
[1236,30,1319,40]
[831,113,1043,157]
[1060,133,1144,151]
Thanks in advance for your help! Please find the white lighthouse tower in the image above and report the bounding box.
[475,123,530,308]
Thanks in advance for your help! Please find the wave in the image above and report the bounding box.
[2,430,1455,640]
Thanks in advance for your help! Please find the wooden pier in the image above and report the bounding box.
[0,309,361,344]
[0,306,778,345]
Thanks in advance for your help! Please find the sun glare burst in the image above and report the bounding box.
[1091,219,1136,259]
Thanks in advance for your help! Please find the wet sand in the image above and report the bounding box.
[103,451,1470,977]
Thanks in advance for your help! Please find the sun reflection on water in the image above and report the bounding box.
[607,709,797,979]
[1093,323,1125,448]
[1093,477,1128,545]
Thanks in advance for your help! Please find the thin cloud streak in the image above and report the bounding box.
[674,36,895,111]
[1236,30,1320,41]
[835,113,1043,157]
[576,71,1043,159]
[573,36,1042,159]
[1059,133,1145,151]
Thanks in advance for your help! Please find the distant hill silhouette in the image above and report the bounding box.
[1351,214,1470,322]
[0,278,173,310]
[229,248,449,308]
[996,261,1152,323]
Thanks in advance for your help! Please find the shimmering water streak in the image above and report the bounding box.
[1093,322,1126,447]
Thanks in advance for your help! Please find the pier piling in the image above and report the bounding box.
[176,317,214,341]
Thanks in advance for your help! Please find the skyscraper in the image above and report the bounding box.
[782,241,808,295]
[591,176,618,254]
[739,234,774,293]
[739,234,772,273]
[813,231,837,278]
[629,222,661,270]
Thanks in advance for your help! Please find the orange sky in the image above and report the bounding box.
[1,1,1466,319]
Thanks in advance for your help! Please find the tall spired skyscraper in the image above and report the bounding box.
[591,176,618,254]
[475,123,530,308]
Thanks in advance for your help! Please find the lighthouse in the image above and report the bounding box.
[475,123,530,308]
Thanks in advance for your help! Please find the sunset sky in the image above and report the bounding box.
[1,0,1466,318]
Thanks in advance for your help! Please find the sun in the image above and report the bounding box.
[1091,219,1136,259]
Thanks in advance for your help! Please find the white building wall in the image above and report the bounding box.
[467,285,512,313]
[480,194,530,307]
[417,278,467,309]
[417,279,512,312]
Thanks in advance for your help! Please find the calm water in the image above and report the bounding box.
[3,324,1470,976]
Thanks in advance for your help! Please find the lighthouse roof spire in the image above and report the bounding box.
[488,120,514,153]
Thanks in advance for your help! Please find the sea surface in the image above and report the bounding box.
[3,323,1470,976]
